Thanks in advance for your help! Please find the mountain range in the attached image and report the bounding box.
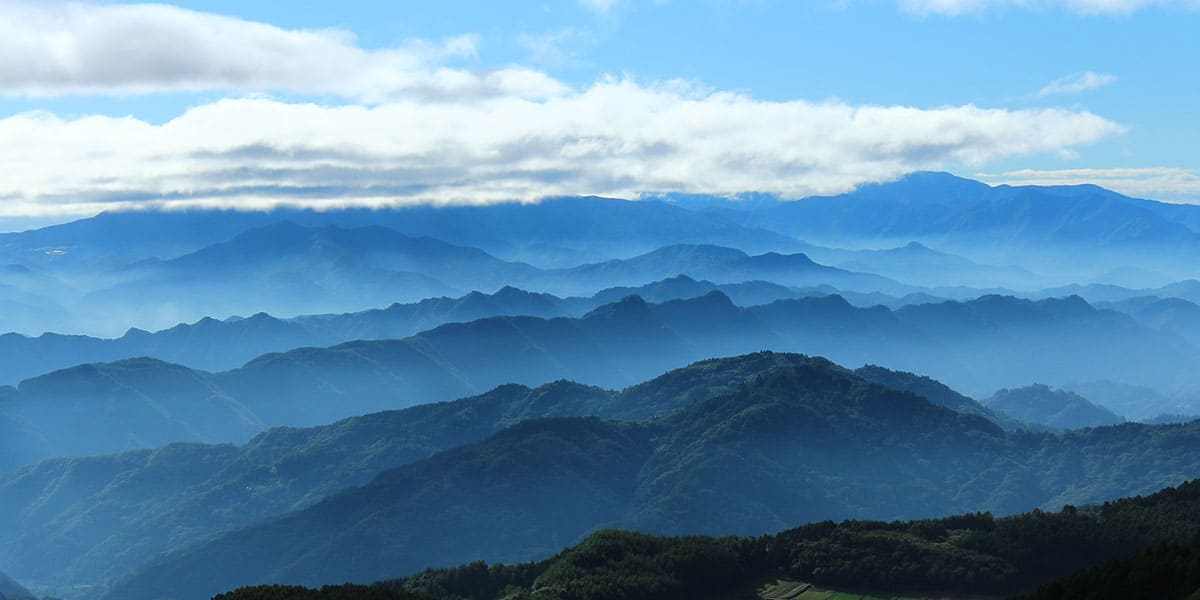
[0,274,940,387]
[5,288,1198,474]
[1,353,981,596]
[5,173,1200,338]
[92,354,1200,600]
[721,171,1200,281]
[6,173,1200,600]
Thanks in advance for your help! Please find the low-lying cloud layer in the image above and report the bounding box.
[985,167,1200,202]
[0,1,1136,217]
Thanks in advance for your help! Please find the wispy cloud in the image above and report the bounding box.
[900,0,1200,15]
[982,167,1200,203]
[1038,71,1118,97]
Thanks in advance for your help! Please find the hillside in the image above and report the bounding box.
[386,479,1200,600]
[0,353,981,594]
[1020,533,1200,600]
[103,359,1200,600]
[852,364,1017,427]
[0,571,34,600]
[216,479,1200,600]
[206,480,1200,600]
[985,384,1124,430]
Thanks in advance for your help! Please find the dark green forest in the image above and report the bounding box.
[214,479,1200,600]
[1021,535,1200,600]
[213,584,433,600]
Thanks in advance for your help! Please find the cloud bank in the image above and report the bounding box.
[0,88,1124,217]
[0,1,564,101]
[0,1,1133,217]
[984,167,1200,203]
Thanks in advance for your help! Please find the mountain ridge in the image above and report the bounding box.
[101,356,1200,600]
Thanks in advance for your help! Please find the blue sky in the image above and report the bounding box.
[0,0,1196,228]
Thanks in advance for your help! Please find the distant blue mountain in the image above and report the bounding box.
[0,276,839,385]
[734,172,1200,279]
[2,291,1194,474]
[0,195,803,272]
[5,173,1200,335]
[984,384,1124,431]
[46,229,908,334]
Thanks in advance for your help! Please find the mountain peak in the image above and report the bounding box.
[663,358,999,443]
[582,294,651,320]
[985,384,1123,430]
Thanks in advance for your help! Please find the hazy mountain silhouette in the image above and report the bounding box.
[3,291,1196,473]
[101,357,1200,600]
[737,172,1200,281]
[985,384,1125,430]
[1,353,970,595]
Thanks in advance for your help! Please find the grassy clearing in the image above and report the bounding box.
[757,580,935,600]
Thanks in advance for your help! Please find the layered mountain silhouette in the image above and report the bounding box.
[97,356,1200,600]
[6,173,1200,600]
[0,275,940,386]
[799,240,1040,289]
[0,353,985,596]
[1100,295,1200,347]
[0,196,801,272]
[3,290,1196,473]
[6,173,1200,337]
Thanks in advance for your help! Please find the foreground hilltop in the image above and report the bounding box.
[97,354,1200,600]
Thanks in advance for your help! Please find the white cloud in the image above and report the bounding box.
[1038,71,1118,97]
[0,1,565,101]
[982,167,1200,202]
[900,0,1200,15]
[0,1,1133,217]
[0,85,1125,217]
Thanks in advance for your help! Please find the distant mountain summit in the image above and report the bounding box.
[985,384,1124,430]
[736,171,1200,280]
